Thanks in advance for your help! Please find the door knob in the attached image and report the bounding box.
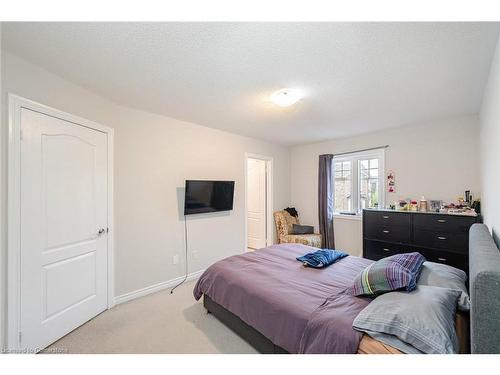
[98,228,106,236]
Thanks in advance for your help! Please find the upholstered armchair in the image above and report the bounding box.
[273,210,322,248]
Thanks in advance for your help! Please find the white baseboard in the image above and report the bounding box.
[113,269,205,305]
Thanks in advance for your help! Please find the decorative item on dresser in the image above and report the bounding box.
[362,209,481,272]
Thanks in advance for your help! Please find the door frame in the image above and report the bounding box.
[6,94,115,348]
[244,153,273,251]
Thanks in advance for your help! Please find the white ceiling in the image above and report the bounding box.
[3,22,500,145]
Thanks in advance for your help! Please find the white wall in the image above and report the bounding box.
[0,52,290,301]
[291,116,481,256]
[479,35,500,246]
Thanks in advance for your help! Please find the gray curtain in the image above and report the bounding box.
[318,154,335,249]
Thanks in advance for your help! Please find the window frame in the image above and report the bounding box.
[332,148,385,216]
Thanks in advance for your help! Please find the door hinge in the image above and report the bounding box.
[20,128,24,141]
[18,331,22,344]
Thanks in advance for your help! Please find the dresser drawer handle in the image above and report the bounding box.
[383,216,389,219]
[437,236,447,240]
[382,248,390,252]
[437,219,446,223]
[437,257,447,262]
[382,230,390,233]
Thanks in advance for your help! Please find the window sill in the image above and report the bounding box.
[333,213,362,221]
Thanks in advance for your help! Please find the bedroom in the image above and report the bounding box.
[1,0,500,372]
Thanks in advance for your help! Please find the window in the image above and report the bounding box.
[359,158,379,210]
[333,161,352,213]
[332,149,385,215]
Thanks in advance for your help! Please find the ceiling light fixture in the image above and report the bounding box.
[270,88,304,107]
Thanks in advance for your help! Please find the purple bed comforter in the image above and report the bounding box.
[193,243,373,354]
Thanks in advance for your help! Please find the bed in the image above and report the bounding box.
[193,224,499,354]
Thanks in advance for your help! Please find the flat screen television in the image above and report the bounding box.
[184,180,235,215]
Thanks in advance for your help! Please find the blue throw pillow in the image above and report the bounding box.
[296,249,348,268]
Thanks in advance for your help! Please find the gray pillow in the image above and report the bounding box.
[353,285,461,354]
[292,224,314,235]
[418,261,470,312]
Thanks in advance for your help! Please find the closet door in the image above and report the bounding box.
[20,107,109,351]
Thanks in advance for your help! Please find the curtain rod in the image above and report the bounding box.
[333,145,389,157]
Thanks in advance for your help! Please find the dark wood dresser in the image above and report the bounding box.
[362,209,481,272]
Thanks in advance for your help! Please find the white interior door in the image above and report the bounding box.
[20,108,108,351]
[247,158,267,249]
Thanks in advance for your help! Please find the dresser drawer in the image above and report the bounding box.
[413,214,476,234]
[364,210,411,228]
[413,229,468,253]
[419,249,468,272]
[364,240,412,261]
[364,224,410,243]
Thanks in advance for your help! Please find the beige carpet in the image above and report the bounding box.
[44,280,258,354]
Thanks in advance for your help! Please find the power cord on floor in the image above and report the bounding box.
[170,215,188,294]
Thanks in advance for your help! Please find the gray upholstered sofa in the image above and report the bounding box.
[469,223,500,354]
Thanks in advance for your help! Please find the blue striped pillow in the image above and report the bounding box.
[348,252,426,297]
